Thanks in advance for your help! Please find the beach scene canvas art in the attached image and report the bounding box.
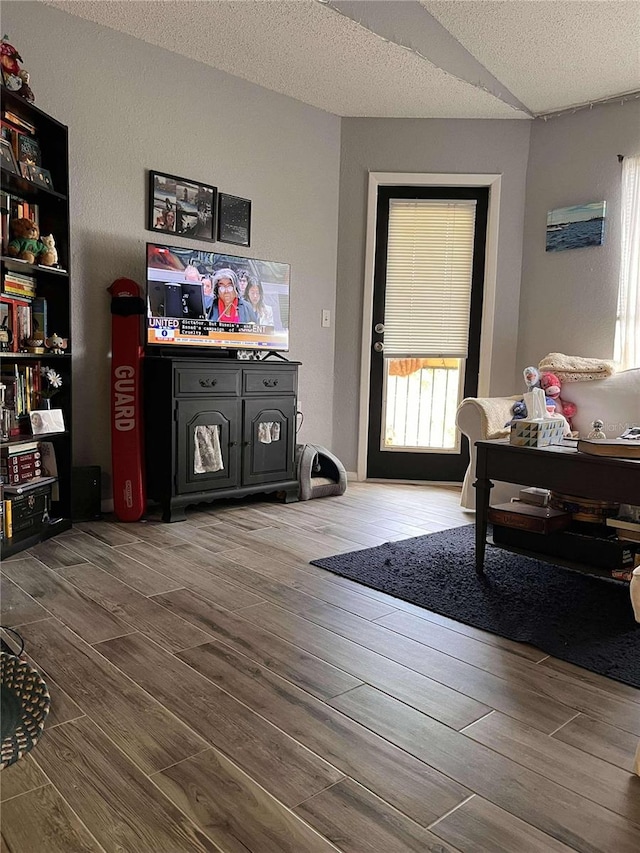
[546,202,606,252]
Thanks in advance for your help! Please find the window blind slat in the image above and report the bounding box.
[383,198,477,358]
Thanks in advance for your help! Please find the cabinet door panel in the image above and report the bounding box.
[176,399,240,494]
[242,398,296,486]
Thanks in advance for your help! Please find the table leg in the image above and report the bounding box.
[474,477,492,573]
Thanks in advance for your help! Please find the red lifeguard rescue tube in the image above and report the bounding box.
[108,278,146,521]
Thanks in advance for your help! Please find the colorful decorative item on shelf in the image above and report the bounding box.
[6,219,56,265]
[0,36,34,102]
[44,333,67,355]
[587,418,607,439]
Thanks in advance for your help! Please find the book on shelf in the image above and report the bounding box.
[1,440,40,455]
[0,293,34,352]
[32,296,47,339]
[0,363,41,416]
[611,569,634,583]
[606,517,640,543]
[3,271,37,299]
[2,110,37,136]
[2,495,11,538]
[3,475,56,495]
[577,438,640,459]
[606,516,640,533]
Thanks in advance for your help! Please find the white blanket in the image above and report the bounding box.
[538,352,616,383]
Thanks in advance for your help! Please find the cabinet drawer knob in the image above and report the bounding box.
[243,440,252,447]
[263,378,278,387]
[199,378,218,387]
[229,441,237,447]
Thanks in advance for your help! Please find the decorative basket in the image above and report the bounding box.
[1,648,51,770]
[549,491,620,524]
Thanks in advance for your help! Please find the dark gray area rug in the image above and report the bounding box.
[311,524,640,688]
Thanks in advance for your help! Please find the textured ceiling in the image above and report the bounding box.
[423,0,640,113]
[46,0,639,119]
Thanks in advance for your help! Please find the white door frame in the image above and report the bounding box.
[357,171,502,481]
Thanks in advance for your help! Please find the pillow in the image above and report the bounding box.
[560,369,640,437]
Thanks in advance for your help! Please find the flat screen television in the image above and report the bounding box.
[145,242,290,353]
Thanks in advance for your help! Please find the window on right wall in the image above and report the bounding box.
[614,154,640,369]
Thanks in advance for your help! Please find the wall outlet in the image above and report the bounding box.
[322,309,331,328]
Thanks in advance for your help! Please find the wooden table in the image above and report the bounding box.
[474,439,640,777]
[474,439,640,573]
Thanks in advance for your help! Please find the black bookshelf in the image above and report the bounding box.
[1,89,72,557]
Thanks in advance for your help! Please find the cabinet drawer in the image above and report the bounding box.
[243,369,296,395]
[175,368,241,396]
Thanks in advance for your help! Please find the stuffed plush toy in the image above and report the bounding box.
[505,399,528,427]
[7,218,55,265]
[540,371,577,425]
[523,366,540,390]
[41,234,58,266]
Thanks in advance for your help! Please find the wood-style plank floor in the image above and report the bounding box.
[1,482,639,852]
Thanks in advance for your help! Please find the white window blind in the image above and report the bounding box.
[383,198,477,358]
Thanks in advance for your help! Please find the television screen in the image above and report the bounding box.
[146,243,290,352]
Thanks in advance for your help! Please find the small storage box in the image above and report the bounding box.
[488,502,571,534]
[510,417,565,448]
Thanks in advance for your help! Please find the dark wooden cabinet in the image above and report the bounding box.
[144,357,299,521]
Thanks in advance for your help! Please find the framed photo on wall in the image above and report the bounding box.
[148,170,216,242]
[218,193,251,246]
[0,137,19,174]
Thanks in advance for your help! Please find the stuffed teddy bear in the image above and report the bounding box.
[7,218,55,265]
[540,371,577,425]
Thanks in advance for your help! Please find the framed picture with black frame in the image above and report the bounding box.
[148,170,217,243]
[0,137,19,175]
[218,193,251,246]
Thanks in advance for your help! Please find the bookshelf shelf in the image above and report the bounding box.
[1,94,72,557]
[0,167,67,203]
[1,431,69,450]
[2,352,71,360]
[2,256,69,277]
[1,517,72,559]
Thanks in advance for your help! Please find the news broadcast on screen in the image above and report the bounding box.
[146,243,290,352]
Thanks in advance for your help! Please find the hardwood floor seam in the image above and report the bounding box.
[149,746,215,777]
[547,711,582,738]
[458,709,495,732]
[427,793,477,829]
[0,782,51,805]
[31,773,110,853]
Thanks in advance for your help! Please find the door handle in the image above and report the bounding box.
[373,341,384,353]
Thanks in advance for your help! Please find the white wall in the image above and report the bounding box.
[333,118,531,473]
[4,2,341,497]
[518,100,640,370]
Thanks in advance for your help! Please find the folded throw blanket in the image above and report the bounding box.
[538,352,616,383]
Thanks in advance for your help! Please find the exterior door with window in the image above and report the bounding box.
[367,187,488,481]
